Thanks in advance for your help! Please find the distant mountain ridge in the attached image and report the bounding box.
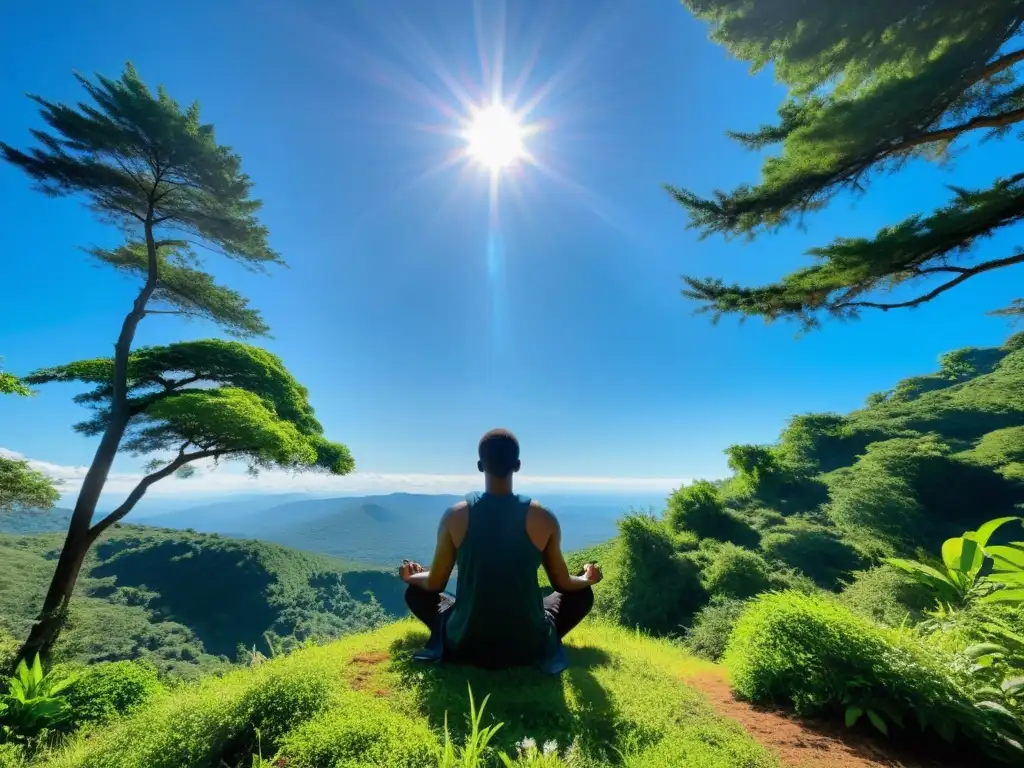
[144,491,647,566]
[2,492,661,568]
[0,506,73,534]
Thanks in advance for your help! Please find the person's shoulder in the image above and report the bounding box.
[528,498,557,524]
[443,499,469,520]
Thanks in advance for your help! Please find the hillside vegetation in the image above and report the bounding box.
[586,334,1024,640]
[0,526,405,678]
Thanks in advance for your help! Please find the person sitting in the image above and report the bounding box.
[399,428,602,673]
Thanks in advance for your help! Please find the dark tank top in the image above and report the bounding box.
[444,492,556,666]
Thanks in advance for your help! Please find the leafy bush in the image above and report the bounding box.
[724,444,829,513]
[60,660,163,731]
[826,436,1021,554]
[594,514,708,635]
[666,482,760,547]
[840,567,935,628]
[825,467,923,555]
[0,744,25,768]
[685,597,748,661]
[760,520,866,589]
[280,690,438,767]
[724,592,1023,763]
[701,544,771,600]
[765,566,820,595]
[0,630,17,674]
[745,508,786,531]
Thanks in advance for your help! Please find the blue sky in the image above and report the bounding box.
[1,0,1020,500]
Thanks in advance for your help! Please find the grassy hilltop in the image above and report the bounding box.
[31,620,776,768]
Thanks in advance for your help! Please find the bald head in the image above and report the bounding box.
[478,428,520,477]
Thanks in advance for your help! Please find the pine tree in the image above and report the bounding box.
[671,1,1024,329]
[1,64,352,662]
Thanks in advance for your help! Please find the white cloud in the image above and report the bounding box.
[1,447,687,499]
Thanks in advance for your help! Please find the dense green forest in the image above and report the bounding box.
[0,525,404,678]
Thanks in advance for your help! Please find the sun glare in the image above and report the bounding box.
[465,104,526,171]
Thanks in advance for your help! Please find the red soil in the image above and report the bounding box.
[684,669,974,768]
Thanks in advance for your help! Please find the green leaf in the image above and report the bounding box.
[886,558,956,591]
[845,706,864,728]
[966,643,1007,663]
[981,588,1024,605]
[8,679,26,702]
[30,654,43,688]
[986,571,1024,586]
[974,686,1005,699]
[866,709,888,736]
[965,643,1008,660]
[988,544,1024,572]
[971,517,1024,548]
[976,701,1018,720]
[942,536,984,577]
[1002,677,1024,695]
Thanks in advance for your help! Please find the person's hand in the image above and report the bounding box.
[399,560,425,583]
[582,562,603,585]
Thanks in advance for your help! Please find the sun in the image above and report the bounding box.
[465,103,526,171]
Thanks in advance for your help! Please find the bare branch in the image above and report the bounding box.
[86,449,218,542]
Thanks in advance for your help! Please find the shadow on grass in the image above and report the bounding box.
[389,630,622,762]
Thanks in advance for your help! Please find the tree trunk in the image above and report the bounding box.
[15,217,160,667]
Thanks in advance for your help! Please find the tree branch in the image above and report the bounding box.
[839,252,1024,312]
[976,43,1024,82]
[897,106,1024,153]
[912,265,970,275]
[86,449,218,543]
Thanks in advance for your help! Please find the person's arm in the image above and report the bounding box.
[401,506,458,592]
[541,510,602,593]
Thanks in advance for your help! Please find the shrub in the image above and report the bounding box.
[724,592,1022,763]
[0,744,25,768]
[0,630,17,674]
[594,514,708,635]
[685,597,748,661]
[760,520,866,590]
[665,481,725,535]
[746,508,786,531]
[839,567,936,628]
[280,691,438,767]
[702,544,771,600]
[766,566,820,595]
[666,481,760,547]
[61,660,164,731]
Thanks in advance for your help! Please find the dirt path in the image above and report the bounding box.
[684,669,970,768]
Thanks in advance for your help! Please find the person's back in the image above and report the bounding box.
[398,428,603,672]
[444,492,553,667]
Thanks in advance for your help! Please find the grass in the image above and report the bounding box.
[32,619,777,768]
